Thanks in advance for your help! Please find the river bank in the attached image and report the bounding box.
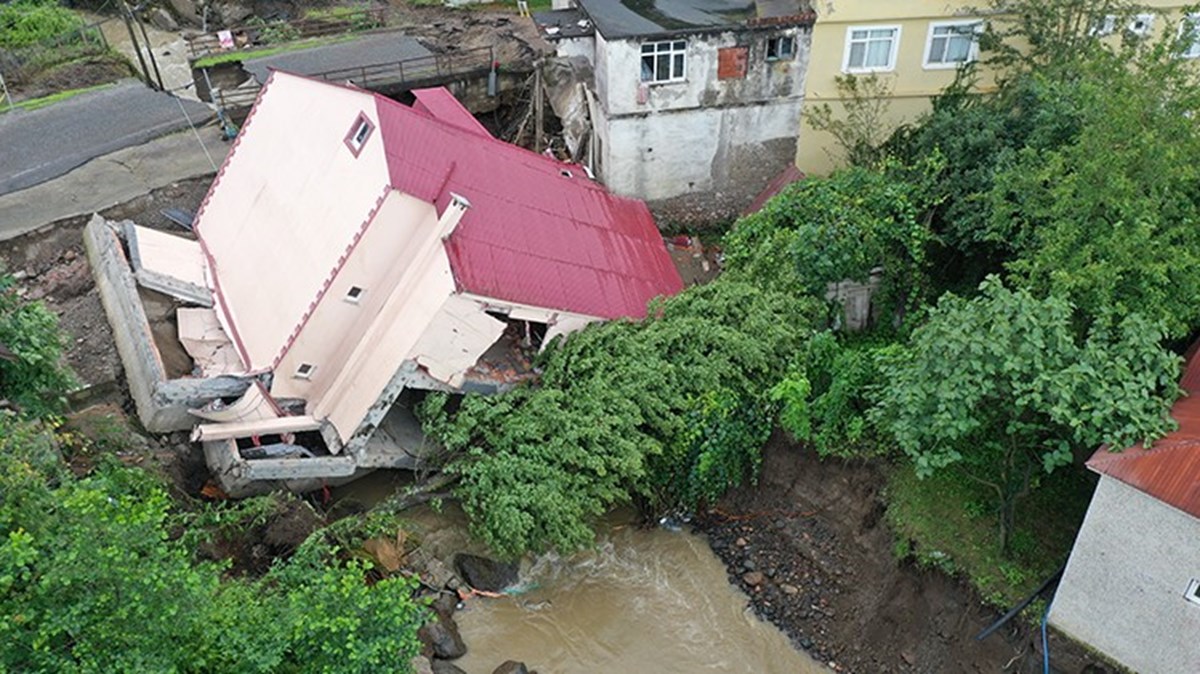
[694,434,1111,674]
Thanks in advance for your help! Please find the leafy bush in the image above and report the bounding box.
[0,414,426,673]
[771,331,899,459]
[0,273,75,417]
[421,281,820,558]
[723,164,935,323]
[0,0,84,49]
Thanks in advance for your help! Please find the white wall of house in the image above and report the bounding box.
[588,27,810,201]
[1051,475,1200,674]
[195,74,389,371]
[310,198,464,442]
[273,191,441,402]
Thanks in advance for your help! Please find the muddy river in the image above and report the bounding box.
[339,473,826,674]
[82,12,196,97]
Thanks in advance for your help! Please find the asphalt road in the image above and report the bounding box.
[0,79,214,197]
[243,33,432,84]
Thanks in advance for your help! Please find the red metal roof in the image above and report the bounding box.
[1088,342,1200,518]
[410,87,493,139]
[742,164,805,216]
[373,91,683,319]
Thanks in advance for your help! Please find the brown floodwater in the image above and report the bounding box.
[338,472,827,674]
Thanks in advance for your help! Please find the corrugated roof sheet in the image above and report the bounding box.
[1088,342,1200,518]
[410,87,493,138]
[374,91,683,319]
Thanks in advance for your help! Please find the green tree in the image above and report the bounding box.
[421,281,819,558]
[0,274,75,417]
[0,414,426,673]
[994,46,1200,338]
[877,278,1179,551]
[723,165,935,323]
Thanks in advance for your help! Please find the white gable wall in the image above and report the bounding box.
[1051,475,1200,673]
[273,190,441,402]
[196,72,389,370]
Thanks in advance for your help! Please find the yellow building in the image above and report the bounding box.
[795,0,1200,175]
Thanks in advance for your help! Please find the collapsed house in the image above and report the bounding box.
[86,70,683,496]
[533,0,815,210]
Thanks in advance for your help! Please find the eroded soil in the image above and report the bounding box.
[696,435,1111,674]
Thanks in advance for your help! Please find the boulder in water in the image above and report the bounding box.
[418,616,467,660]
[454,553,518,592]
[493,662,530,674]
[411,656,435,674]
[432,660,469,674]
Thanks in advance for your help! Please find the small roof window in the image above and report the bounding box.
[294,363,316,380]
[344,113,375,157]
[345,286,365,304]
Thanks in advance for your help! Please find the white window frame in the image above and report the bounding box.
[1128,13,1155,37]
[1181,14,1200,58]
[1090,14,1117,36]
[842,25,901,73]
[1186,578,1200,606]
[766,35,796,61]
[344,286,364,304]
[294,363,316,380]
[923,21,982,69]
[640,40,687,84]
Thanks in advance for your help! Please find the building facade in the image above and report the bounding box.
[796,0,1200,175]
[537,0,815,213]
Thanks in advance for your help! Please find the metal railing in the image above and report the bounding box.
[185,7,388,61]
[311,45,495,89]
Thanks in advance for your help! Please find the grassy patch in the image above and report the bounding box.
[191,35,355,68]
[2,82,115,113]
[885,462,1095,611]
[463,0,553,13]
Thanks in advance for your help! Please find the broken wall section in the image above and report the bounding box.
[84,215,256,433]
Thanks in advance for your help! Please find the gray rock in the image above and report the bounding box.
[424,557,457,590]
[418,616,467,660]
[148,7,178,31]
[493,662,529,674]
[166,0,199,23]
[743,571,764,586]
[454,553,518,592]
[216,1,252,25]
[411,656,435,674]
[432,661,469,674]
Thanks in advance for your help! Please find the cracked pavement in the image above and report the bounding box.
[0,79,214,197]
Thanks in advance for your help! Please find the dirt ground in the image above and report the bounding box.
[695,435,1112,674]
[0,177,213,395]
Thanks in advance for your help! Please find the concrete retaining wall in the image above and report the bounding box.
[84,214,253,433]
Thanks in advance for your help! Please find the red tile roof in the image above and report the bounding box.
[1088,343,1200,518]
[742,164,805,216]
[374,91,683,319]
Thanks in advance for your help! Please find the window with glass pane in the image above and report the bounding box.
[766,36,795,61]
[927,23,979,66]
[1184,15,1200,58]
[641,40,687,82]
[845,27,897,71]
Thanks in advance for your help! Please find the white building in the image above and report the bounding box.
[535,0,814,214]
[87,70,683,495]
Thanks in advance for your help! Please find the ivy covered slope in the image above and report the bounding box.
[421,281,821,559]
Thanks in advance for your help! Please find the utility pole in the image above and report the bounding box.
[533,59,544,154]
[119,0,155,90]
[132,3,166,91]
[0,71,13,112]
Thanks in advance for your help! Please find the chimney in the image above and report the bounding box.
[439,193,471,240]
